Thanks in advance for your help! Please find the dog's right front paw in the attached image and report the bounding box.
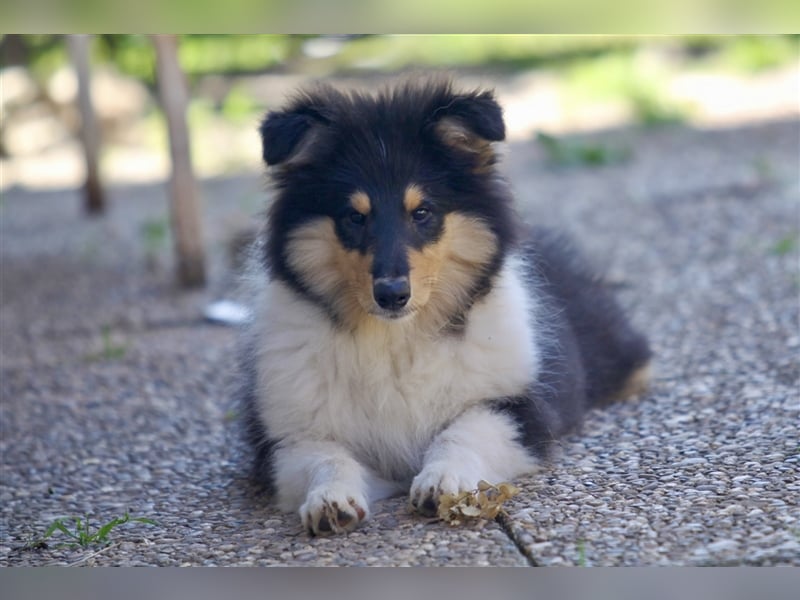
[300,485,369,536]
[409,465,472,518]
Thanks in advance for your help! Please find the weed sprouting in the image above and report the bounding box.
[85,326,127,362]
[141,218,169,269]
[770,235,798,257]
[576,539,588,567]
[30,512,158,549]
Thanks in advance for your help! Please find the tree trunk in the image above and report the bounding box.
[152,34,206,288]
[66,35,105,215]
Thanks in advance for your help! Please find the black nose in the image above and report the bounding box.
[373,277,410,311]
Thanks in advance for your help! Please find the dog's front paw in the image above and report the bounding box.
[300,485,369,536]
[409,464,479,517]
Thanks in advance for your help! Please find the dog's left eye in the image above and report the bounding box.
[411,207,431,224]
[348,212,367,226]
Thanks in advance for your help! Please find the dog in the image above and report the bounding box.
[238,77,651,535]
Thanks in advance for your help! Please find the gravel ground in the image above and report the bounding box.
[1,117,798,566]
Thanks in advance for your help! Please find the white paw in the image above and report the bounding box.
[299,484,369,536]
[409,462,482,517]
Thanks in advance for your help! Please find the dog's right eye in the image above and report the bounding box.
[348,212,366,226]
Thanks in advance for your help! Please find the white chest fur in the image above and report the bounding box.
[253,257,539,481]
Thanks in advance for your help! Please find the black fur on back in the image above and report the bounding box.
[526,227,651,407]
[494,227,651,456]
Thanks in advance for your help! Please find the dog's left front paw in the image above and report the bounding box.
[409,464,478,517]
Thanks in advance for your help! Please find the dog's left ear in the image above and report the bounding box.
[432,90,505,168]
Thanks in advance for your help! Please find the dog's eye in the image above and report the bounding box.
[411,207,431,224]
[349,212,366,226]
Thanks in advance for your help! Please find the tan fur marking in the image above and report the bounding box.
[613,364,651,401]
[408,213,498,331]
[403,185,424,213]
[285,214,498,333]
[435,118,495,172]
[350,191,371,215]
[285,219,374,329]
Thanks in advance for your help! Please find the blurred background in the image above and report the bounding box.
[3,34,797,191]
[1,34,797,294]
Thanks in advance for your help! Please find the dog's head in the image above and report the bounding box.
[260,78,517,331]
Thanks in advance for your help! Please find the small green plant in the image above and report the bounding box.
[770,235,798,257]
[32,512,158,549]
[752,156,775,182]
[85,326,127,362]
[141,218,169,266]
[576,539,588,567]
[536,132,630,168]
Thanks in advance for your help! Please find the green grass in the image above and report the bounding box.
[563,51,689,127]
[536,132,630,167]
[30,512,158,549]
[221,84,260,124]
[719,36,799,74]
[332,35,635,71]
[16,35,797,84]
[332,35,798,77]
[177,34,296,77]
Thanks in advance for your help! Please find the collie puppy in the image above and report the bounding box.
[239,78,650,535]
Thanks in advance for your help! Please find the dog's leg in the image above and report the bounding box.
[273,441,370,535]
[409,406,538,517]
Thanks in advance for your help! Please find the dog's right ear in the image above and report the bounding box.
[258,104,330,167]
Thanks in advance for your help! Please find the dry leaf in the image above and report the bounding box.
[497,483,520,498]
[458,505,483,517]
[436,481,520,526]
